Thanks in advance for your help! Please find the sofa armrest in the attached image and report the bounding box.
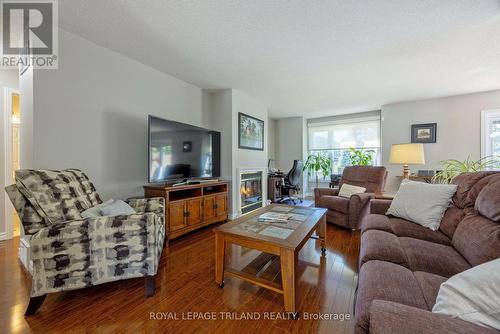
[314,187,339,204]
[126,197,164,216]
[29,213,165,297]
[369,300,497,334]
[370,199,392,215]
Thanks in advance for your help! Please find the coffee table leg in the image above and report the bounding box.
[215,232,225,287]
[317,214,327,255]
[280,248,298,317]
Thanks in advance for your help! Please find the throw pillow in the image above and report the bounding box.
[81,199,114,219]
[338,183,366,198]
[386,180,457,231]
[99,199,136,216]
[432,258,500,330]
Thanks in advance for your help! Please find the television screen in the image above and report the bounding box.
[148,115,221,183]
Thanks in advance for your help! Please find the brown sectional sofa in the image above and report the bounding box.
[354,172,500,334]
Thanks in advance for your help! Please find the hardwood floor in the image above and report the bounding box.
[0,223,360,334]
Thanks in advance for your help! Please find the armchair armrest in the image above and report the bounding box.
[126,197,164,217]
[348,193,375,229]
[314,187,339,204]
[369,300,497,334]
[370,199,392,215]
[29,213,165,297]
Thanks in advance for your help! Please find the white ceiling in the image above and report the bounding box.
[59,0,500,118]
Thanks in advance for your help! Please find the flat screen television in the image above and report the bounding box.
[148,115,221,183]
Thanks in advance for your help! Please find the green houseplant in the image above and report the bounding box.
[432,155,500,184]
[303,152,332,188]
[348,147,375,166]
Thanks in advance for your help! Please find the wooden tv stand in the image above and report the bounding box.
[144,181,229,240]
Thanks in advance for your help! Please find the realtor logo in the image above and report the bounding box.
[1,0,58,70]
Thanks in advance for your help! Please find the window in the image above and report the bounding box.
[481,109,500,158]
[306,111,381,187]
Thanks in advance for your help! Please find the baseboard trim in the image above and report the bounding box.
[0,232,8,241]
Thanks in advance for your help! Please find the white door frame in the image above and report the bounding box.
[3,87,21,241]
[481,109,500,157]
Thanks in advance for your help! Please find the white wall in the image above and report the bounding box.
[276,117,305,172]
[268,118,277,164]
[382,89,500,191]
[32,29,211,200]
[0,69,19,237]
[231,90,268,217]
[210,89,269,217]
[274,116,307,195]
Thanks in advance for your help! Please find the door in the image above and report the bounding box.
[186,198,202,226]
[215,194,227,217]
[168,201,187,231]
[4,88,21,240]
[203,195,216,220]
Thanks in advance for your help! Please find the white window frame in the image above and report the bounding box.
[481,109,500,157]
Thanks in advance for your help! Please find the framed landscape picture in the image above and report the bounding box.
[411,123,437,143]
[238,113,264,150]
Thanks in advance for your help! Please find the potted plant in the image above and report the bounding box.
[348,147,375,166]
[433,155,500,184]
[303,152,333,188]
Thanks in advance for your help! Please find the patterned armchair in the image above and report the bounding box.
[4,169,166,316]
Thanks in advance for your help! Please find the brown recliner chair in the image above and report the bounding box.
[314,166,387,230]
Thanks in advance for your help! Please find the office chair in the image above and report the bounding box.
[278,160,304,204]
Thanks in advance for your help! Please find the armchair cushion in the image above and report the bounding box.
[99,199,136,216]
[15,169,103,224]
[338,183,366,198]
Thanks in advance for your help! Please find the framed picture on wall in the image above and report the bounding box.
[411,123,437,143]
[238,113,264,150]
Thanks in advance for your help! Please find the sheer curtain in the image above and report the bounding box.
[306,111,381,190]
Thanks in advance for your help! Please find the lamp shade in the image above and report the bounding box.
[389,143,425,165]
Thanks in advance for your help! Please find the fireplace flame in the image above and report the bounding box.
[240,185,252,196]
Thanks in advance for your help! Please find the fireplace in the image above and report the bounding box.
[239,170,264,215]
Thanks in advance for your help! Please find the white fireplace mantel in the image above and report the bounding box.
[234,167,267,218]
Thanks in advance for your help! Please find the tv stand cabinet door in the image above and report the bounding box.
[168,201,187,232]
[215,194,227,217]
[186,198,203,226]
[203,195,216,220]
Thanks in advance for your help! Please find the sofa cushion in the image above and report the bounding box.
[361,214,451,245]
[361,214,393,234]
[15,169,102,224]
[432,258,500,331]
[386,181,457,231]
[355,261,429,333]
[400,237,471,277]
[451,172,498,209]
[317,195,350,213]
[359,230,409,268]
[388,218,451,245]
[475,179,500,222]
[439,205,465,240]
[453,214,500,267]
[414,271,447,309]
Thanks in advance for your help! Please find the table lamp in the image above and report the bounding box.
[389,143,425,179]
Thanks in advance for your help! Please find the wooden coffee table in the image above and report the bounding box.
[214,204,327,317]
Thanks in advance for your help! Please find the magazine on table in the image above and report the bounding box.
[258,212,291,223]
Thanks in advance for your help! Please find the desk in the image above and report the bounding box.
[268,175,283,202]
